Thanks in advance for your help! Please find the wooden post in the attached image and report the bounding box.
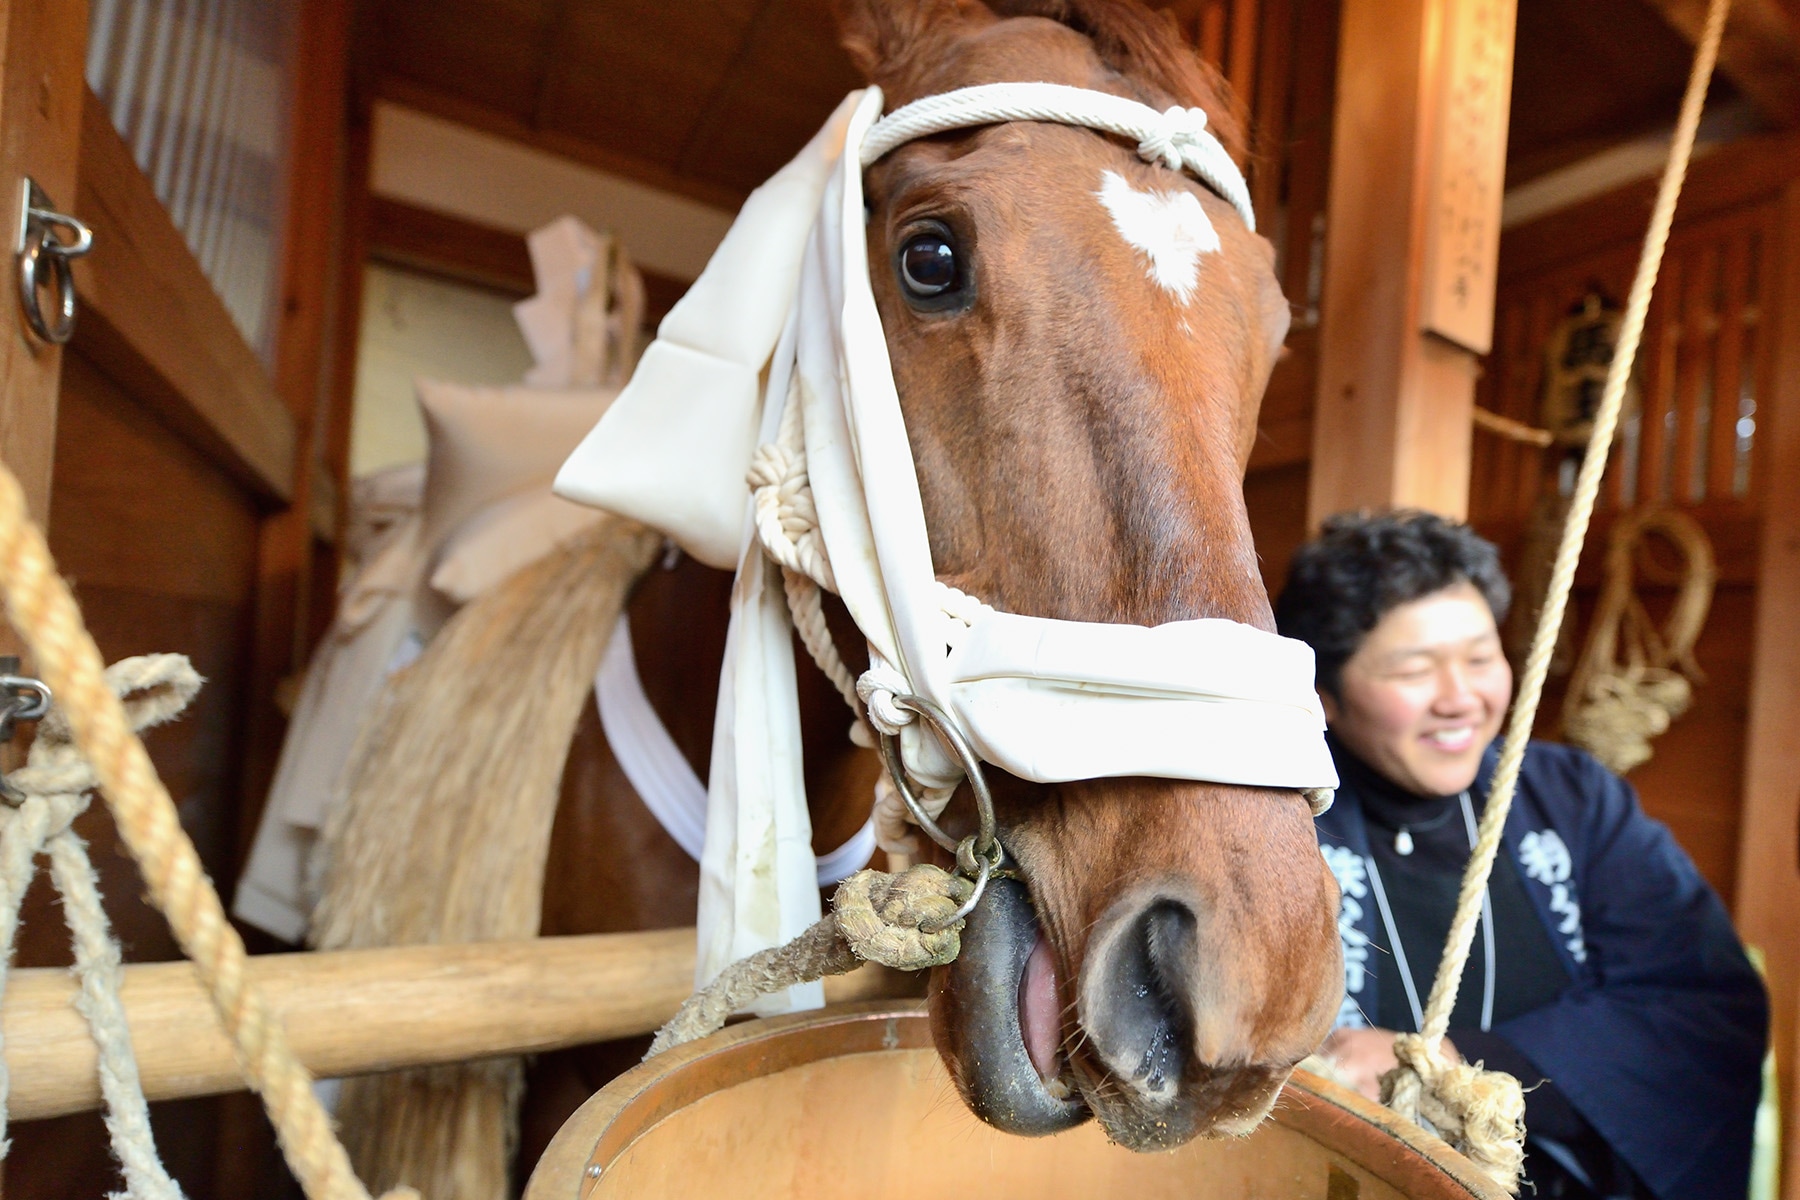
[0,0,90,555]
[1733,179,1800,1199]
[1307,0,1516,527]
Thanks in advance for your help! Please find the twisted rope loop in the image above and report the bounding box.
[1,655,202,1200]
[1382,0,1732,1190]
[748,384,871,744]
[646,865,972,1056]
[0,464,416,1200]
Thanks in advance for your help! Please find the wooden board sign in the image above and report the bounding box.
[1419,0,1517,356]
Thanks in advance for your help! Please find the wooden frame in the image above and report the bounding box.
[1733,177,1800,1199]
[71,89,296,504]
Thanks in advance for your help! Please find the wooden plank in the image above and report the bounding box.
[1706,229,1752,499]
[365,196,690,326]
[2,931,910,1121]
[1639,0,1800,128]
[1732,180,1800,1198]
[71,87,295,503]
[1226,0,1260,114]
[1637,255,1682,505]
[1416,0,1515,356]
[1668,242,1717,504]
[376,75,749,213]
[1250,327,1317,471]
[1248,0,1293,230]
[1306,0,1514,526]
[369,194,536,295]
[0,0,91,526]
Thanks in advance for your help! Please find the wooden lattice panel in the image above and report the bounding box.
[1473,200,1777,526]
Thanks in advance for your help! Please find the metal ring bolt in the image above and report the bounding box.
[0,672,53,807]
[18,227,76,344]
[874,692,1005,932]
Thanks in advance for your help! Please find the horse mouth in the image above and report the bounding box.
[932,871,1302,1150]
[931,875,1089,1135]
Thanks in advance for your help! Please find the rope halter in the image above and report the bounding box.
[860,81,1256,232]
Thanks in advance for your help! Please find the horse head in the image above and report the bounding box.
[837,0,1342,1148]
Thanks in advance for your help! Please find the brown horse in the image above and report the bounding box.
[528,0,1340,1162]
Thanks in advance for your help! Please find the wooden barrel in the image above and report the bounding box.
[525,1000,1506,1200]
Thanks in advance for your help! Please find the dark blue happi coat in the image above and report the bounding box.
[1315,739,1767,1200]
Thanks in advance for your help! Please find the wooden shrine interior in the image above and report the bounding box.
[4,1,1799,1198]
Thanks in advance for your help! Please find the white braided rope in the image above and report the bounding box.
[861,82,1255,232]
[1,655,201,1200]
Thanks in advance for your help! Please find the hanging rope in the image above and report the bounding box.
[0,463,416,1200]
[1,655,199,1199]
[1380,0,1733,1189]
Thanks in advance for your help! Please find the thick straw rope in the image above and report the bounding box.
[0,464,415,1200]
[1380,0,1733,1188]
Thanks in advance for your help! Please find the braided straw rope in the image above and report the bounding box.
[1381,0,1733,1188]
[0,464,415,1200]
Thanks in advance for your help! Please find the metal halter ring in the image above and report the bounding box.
[873,692,1004,931]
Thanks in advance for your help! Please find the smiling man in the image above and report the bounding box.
[1275,510,1765,1200]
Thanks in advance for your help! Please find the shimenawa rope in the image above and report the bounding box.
[0,464,416,1200]
[1379,0,1732,1189]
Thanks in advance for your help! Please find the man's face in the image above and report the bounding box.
[1321,581,1513,797]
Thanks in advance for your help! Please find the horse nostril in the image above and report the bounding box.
[1094,899,1198,1097]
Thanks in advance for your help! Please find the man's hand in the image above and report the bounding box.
[1320,1027,1461,1102]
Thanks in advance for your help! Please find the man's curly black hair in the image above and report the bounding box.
[1273,510,1511,698]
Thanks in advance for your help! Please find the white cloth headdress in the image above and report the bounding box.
[557,85,1336,1011]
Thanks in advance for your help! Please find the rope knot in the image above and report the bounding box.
[832,865,973,971]
[1137,104,1210,171]
[748,438,836,592]
[856,663,915,736]
[1382,1034,1526,1193]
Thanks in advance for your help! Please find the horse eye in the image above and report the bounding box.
[898,233,959,300]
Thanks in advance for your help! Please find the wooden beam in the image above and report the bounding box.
[1733,178,1800,1200]
[71,87,295,504]
[1641,0,1800,128]
[0,0,91,526]
[366,196,691,326]
[368,195,536,295]
[2,930,910,1121]
[1307,0,1516,526]
[374,75,749,213]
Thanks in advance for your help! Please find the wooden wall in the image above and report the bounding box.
[6,354,299,1199]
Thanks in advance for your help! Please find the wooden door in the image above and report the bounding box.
[0,2,358,1197]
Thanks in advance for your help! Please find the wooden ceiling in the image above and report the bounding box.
[367,0,862,207]
[364,0,1796,211]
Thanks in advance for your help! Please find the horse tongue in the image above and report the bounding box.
[1019,933,1063,1082]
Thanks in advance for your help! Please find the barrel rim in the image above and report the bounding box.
[524,999,1508,1200]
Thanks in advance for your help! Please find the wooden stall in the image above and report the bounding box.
[0,1,1797,1198]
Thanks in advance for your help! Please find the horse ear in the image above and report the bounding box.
[834,0,992,82]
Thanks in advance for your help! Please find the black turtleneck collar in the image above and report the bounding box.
[1324,730,1466,835]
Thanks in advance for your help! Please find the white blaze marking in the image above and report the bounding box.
[1096,169,1220,305]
